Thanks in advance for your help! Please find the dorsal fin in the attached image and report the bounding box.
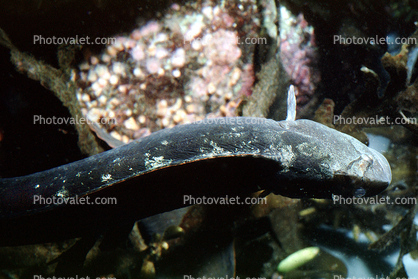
[286,85,297,121]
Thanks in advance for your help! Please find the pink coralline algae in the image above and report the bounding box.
[204,30,242,65]
[279,7,320,106]
[76,1,259,145]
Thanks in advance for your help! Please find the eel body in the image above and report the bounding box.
[0,117,391,246]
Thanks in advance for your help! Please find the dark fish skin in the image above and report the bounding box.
[0,117,391,246]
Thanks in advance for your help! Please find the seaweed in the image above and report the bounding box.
[0,28,103,156]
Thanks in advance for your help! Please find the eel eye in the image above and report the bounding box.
[359,154,374,170]
[346,154,373,172]
[361,153,374,163]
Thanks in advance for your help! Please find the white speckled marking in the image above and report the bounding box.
[277,145,295,168]
[209,141,233,156]
[144,155,173,170]
[56,187,69,198]
[101,173,112,182]
[297,142,314,157]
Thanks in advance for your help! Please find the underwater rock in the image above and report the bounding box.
[77,0,261,146]
[279,6,320,107]
[282,0,391,114]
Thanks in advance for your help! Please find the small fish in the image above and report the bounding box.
[0,87,391,246]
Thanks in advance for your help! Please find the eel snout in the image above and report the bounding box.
[363,147,392,189]
[340,147,392,198]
